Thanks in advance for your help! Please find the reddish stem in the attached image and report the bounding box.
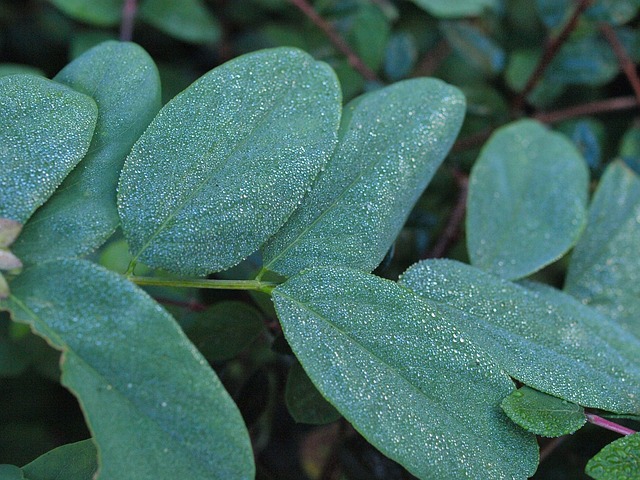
[288,0,381,83]
[599,23,640,104]
[155,297,207,312]
[512,0,593,112]
[119,0,138,41]
[534,95,640,123]
[586,413,637,436]
[412,39,451,77]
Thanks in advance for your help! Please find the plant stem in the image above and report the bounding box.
[534,95,639,123]
[599,22,640,104]
[119,0,138,41]
[288,0,381,83]
[512,0,593,112]
[128,276,278,294]
[586,413,637,436]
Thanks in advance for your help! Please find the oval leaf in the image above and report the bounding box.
[411,0,498,18]
[564,161,640,338]
[467,119,589,280]
[47,0,122,26]
[1,259,254,479]
[139,0,221,44]
[118,47,341,276]
[586,432,640,480]
[21,440,97,480]
[262,78,465,277]
[285,361,341,425]
[501,386,586,437]
[273,267,538,479]
[0,74,98,223]
[400,259,640,414]
[14,41,161,264]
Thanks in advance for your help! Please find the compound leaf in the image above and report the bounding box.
[467,119,588,280]
[400,259,640,414]
[262,78,464,277]
[1,259,254,479]
[0,75,97,224]
[501,386,586,437]
[565,161,640,338]
[14,41,161,264]
[273,267,538,480]
[118,47,341,276]
[586,433,640,480]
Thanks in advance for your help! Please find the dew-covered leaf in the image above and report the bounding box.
[14,41,161,264]
[467,119,589,280]
[273,267,538,480]
[139,0,221,45]
[118,47,341,276]
[400,259,640,414]
[185,301,264,362]
[565,161,640,338]
[0,74,97,224]
[47,0,122,26]
[262,78,465,277]
[501,386,586,437]
[1,259,254,479]
[21,439,97,480]
[411,0,498,18]
[285,361,341,425]
[585,432,640,480]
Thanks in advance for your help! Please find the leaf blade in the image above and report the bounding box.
[585,432,640,480]
[118,47,341,276]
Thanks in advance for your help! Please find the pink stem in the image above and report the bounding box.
[586,413,637,436]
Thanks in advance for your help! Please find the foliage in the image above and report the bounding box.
[1,1,640,479]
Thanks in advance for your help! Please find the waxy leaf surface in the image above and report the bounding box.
[14,41,161,264]
[262,78,465,277]
[1,259,254,479]
[586,433,640,480]
[565,161,640,338]
[400,259,640,414]
[467,120,588,280]
[21,439,97,480]
[273,267,538,480]
[118,47,341,276]
[501,386,585,437]
[0,75,97,223]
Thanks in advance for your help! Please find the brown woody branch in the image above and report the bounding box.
[599,22,640,103]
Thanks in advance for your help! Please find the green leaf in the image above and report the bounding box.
[139,0,221,45]
[47,0,122,26]
[384,32,417,81]
[118,47,341,276]
[411,0,498,18]
[21,439,97,480]
[586,432,640,480]
[13,41,161,264]
[185,301,265,362]
[1,259,254,479]
[466,119,589,280]
[262,78,465,277]
[273,267,538,480]
[440,21,505,76]
[564,161,640,338]
[0,64,44,78]
[537,0,640,28]
[501,386,586,437]
[505,50,564,108]
[0,465,23,480]
[346,4,390,71]
[285,361,341,425]
[399,259,640,414]
[0,74,98,224]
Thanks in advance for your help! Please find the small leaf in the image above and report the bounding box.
[118,47,341,276]
[501,386,586,437]
[384,32,417,81]
[273,267,538,479]
[13,41,161,264]
[400,259,640,414]
[411,0,498,18]
[586,432,640,480]
[0,219,22,248]
[262,78,465,277]
[0,251,21,271]
[139,0,221,44]
[21,439,97,480]
[467,119,589,280]
[1,259,254,479]
[565,161,640,338]
[47,0,122,26]
[186,301,264,362]
[285,362,341,425]
[440,21,505,76]
[0,74,98,224]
